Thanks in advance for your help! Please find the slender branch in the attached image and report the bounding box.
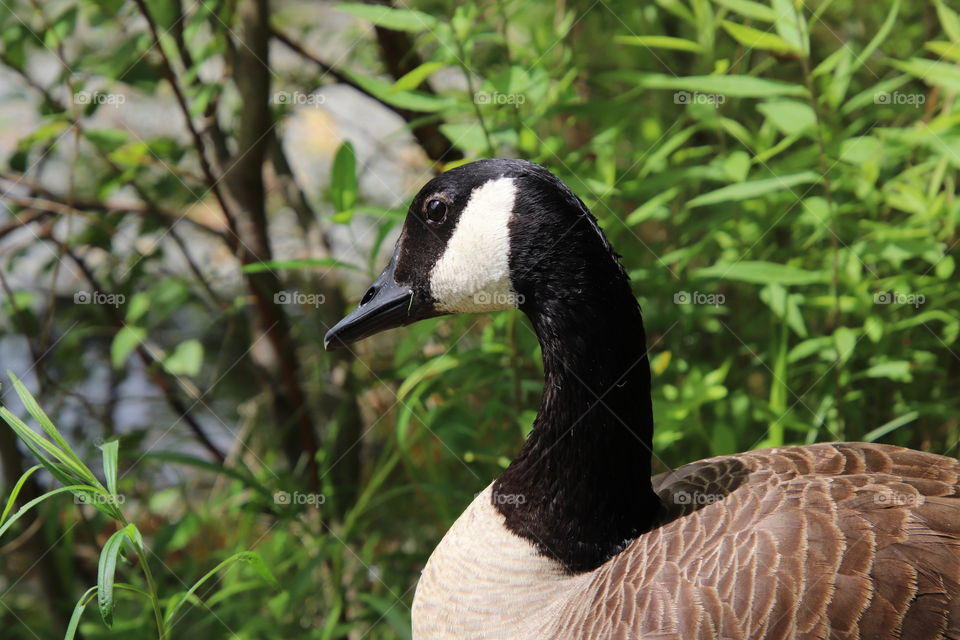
[0,208,50,241]
[42,233,228,463]
[0,173,225,239]
[131,0,242,248]
[169,0,231,166]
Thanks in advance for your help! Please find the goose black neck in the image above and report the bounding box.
[494,203,660,574]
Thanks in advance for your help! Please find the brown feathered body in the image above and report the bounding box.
[413,442,960,639]
[554,442,960,639]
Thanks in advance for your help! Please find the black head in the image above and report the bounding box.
[324,158,630,349]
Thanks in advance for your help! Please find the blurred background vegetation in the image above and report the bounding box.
[0,0,958,637]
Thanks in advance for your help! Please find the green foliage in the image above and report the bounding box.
[0,0,959,638]
[0,376,276,639]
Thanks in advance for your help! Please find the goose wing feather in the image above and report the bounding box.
[551,443,960,640]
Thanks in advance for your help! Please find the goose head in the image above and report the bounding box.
[324,158,632,349]
[325,158,658,573]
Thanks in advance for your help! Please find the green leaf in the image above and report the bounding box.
[439,123,489,153]
[757,100,816,135]
[359,593,413,640]
[694,261,829,285]
[110,326,146,370]
[330,141,358,215]
[8,373,78,462]
[863,411,920,442]
[862,361,913,382]
[865,316,884,343]
[145,0,179,31]
[65,587,99,640]
[84,129,129,152]
[389,61,444,93]
[760,284,807,337]
[0,465,41,526]
[164,551,278,626]
[833,327,857,364]
[788,336,833,363]
[936,255,955,279]
[241,258,361,273]
[614,35,703,52]
[97,524,137,628]
[100,440,119,497]
[771,0,808,56]
[711,0,778,22]
[841,75,911,114]
[925,40,960,62]
[45,6,77,49]
[336,3,437,32]
[162,339,204,377]
[397,355,461,401]
[341,69,455,112]
[142,451,273,499]
[720,21,798,54]
[125,292,151,324]
[935,0,960,44]
[0,398,96,487]
[825,48,853,108]
[723,151,751,182]
[687,171,820,207]
[0,485,102,540]
[626,187,680,224]
[0,421,88,491]
[188,84,219,117]
[656,0,696,24]
[887,57,960,92]
[853,0,899,72]
[840,136,883,164]
[611,72,807,98]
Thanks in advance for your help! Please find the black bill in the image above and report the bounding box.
[324,253,419,350]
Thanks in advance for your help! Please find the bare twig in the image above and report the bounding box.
[0,172,225,239]
[0,208,50,241]
[41,232,228,463]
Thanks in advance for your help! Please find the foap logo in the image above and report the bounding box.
[272,91,326,107]
[473,291,524,306]
[674,91,725,106]
[674,291,725,307]
[75,492,125,506]
[491,491,526,505]
[673,490,722,506]
[274,290,326,308]
[875,492,924,507]
[874,91,925,107]
[874,290,925,308]
[273,491,326,506]
[74,91,126,108]
[74,290,125,307]
[474,91,526,108]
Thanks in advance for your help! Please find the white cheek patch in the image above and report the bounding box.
[430,177,521,313]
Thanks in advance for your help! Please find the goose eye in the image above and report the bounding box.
[425,199,447,224]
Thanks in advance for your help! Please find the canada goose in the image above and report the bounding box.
[325,158,960,639]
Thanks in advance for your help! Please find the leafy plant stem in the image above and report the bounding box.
[451,30,495,156]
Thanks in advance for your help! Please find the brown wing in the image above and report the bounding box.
[551,443,960,640]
